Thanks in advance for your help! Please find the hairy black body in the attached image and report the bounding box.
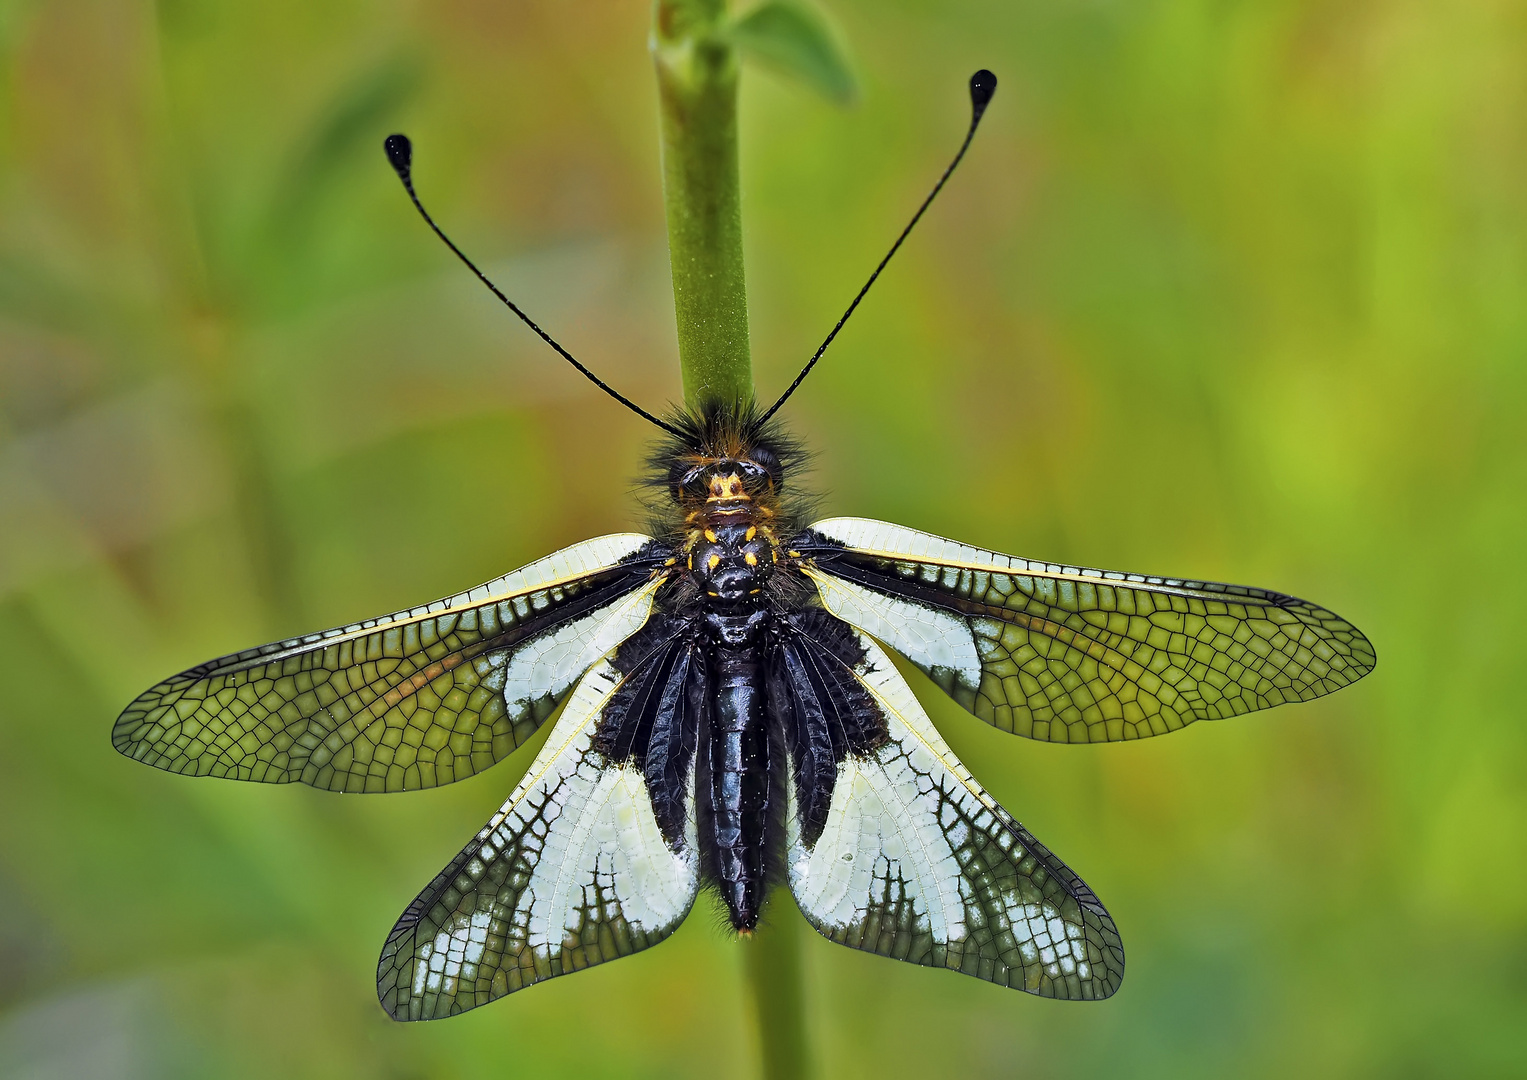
[594,402,883,930]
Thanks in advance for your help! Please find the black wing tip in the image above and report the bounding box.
[1037,919,1125,1001]
[110,709,138,751]
[377,928,422,1022]
[376,991,412,1022]
[1086,961,1127,1001]
[969,69,997,119]
[1353,630,1378,675]
[111,706,168,764]
[110,730,143,762]
[383,132,413,178]
[1090,923,1127,1000]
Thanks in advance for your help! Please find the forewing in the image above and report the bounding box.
[377,640,700,1020]
[784,624,1124,999]
[114,535,669,791]
[801,517,1375,743]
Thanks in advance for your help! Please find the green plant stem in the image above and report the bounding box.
[743,895,813,1080]
[653,0,754,407]
[653,4,811,1079]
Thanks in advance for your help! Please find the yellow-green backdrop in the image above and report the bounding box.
[1,1,1522,1077]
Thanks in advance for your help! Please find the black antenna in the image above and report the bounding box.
[383,134,684,438]
[760,69,998,423]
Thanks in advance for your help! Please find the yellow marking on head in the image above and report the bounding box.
[704,529,718,543]
[706,473,749,502]
[708,554,721,570]
[744,552,758,567]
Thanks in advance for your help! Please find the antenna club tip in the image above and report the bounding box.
[969,69,997,117]
[384,133,413,177]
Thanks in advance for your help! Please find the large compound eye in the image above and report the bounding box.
[746,445,783,488]
[668,460,708,500]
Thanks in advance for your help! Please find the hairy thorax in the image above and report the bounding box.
[683,470,783,645]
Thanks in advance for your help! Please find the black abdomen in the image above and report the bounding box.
[700,645,774,929]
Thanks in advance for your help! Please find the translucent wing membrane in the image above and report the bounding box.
[801,518,1375,744]
[114,536,668,792]
[784,622,1124,998]
[378,637,700,1020]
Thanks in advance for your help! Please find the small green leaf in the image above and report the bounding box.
[728,0,857,105]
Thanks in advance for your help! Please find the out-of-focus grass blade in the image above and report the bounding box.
[268,52,422,238]
[728,0,857,105]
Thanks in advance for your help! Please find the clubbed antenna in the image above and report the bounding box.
[383,134,683,438]
[760,69,998,423]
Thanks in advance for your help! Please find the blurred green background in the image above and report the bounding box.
[2,0,1524,1077]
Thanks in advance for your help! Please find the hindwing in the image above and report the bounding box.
[377,626,702,1020]
[595,617,707,849]
[114,535,669,792]
[766,610,889,847]
[801,517,1375,744]
[780,620,1124,998]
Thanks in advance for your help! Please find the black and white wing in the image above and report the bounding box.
[799,517,1375,744]
[778,616,1124,999]
[377,617,701,1020]
[114,535,671,791]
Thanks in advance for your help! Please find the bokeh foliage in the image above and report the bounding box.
[2,0,1525,1077]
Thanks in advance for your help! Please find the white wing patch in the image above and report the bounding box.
[810,517,1099,584]
[493,581,660,726]
[379,641,699,1020]
[789,744,967,945]
[802,565,981,696]
[526,760,695,947]
[787,632,1124,1000]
